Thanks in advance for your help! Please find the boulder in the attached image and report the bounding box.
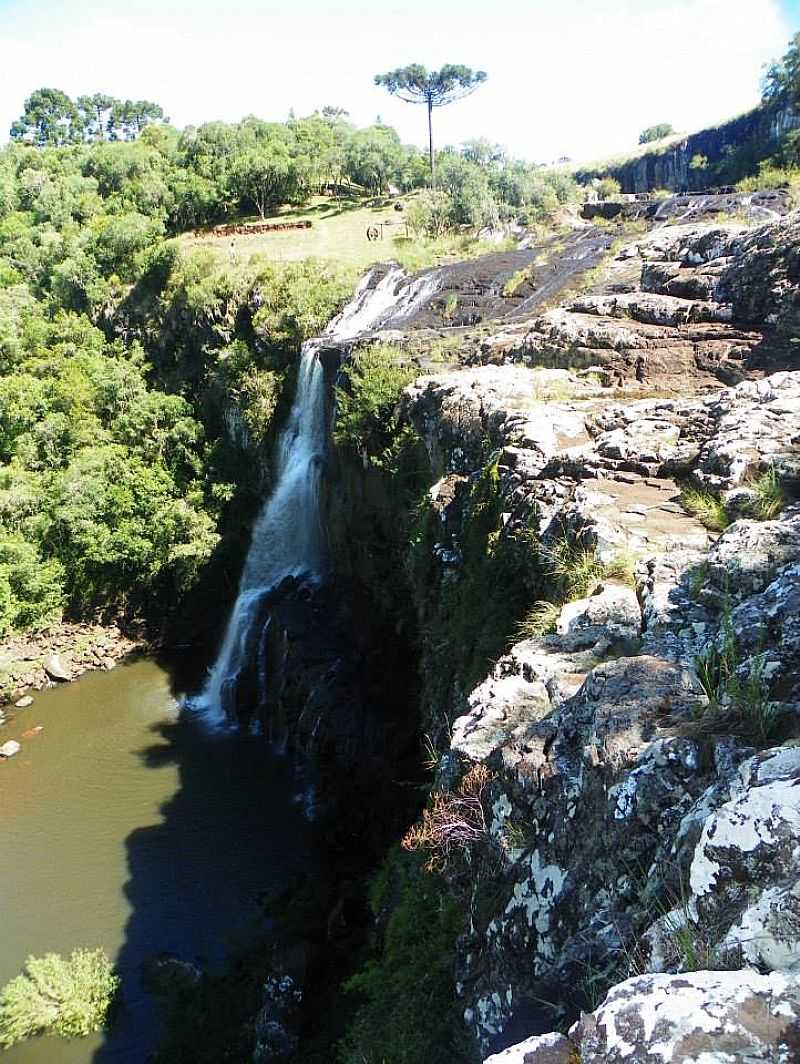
[14,696,34,708]
[555,582,641,650]
[571,969,800,1063]
[0,740,21,758]
[43,653,72,682]
[483,1032,576,1064]
[690,746,800,943]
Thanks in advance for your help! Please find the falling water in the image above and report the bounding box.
[194,264,440,723]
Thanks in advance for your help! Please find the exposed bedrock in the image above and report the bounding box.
[248,209,800,1063]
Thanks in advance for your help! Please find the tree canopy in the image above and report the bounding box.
[639,123,675,145]
[10,89,166,146]
[763,32,800,105]
[374,64,487,184]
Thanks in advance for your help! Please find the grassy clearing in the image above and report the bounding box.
[182,195,511,273]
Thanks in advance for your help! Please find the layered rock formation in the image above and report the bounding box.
[333,211,800,1062]
[574,103,800,193]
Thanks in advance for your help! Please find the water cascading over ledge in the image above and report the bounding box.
[192,263,442,725]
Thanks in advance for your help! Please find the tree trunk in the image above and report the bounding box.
[427,97,435,190]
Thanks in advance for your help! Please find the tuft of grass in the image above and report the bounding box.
[516,599,562,638]
[669,608,782,746]
[680,486,730,532]
[503,266,534,297]
[515,540,638,641]
[749,467,786,521]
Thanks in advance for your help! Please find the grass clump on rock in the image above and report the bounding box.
[0,948,120,1048]
[516,538,637,638]
[679,485,730,532]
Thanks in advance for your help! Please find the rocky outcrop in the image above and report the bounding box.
[401,363,800,1051]
[476,219,800,389]
[574,103,800,193]
[568,970,800,1063]
[349,210,800,1063]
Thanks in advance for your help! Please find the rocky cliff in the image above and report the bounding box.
[326,210,800,1063]
[575,104,800,193]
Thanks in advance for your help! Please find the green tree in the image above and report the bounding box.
[76,93,115,142]
[374,65,487,186]
[763,32,800,105]
[10,89,84,147]
[0,948,119,1047]
[639,123,675,144]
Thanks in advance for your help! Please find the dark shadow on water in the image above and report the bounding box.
[90,663,315,1063]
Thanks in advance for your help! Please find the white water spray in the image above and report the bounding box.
[194,265,439,723]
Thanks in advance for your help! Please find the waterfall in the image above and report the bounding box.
[193,264,440,724]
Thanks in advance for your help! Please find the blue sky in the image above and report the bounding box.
[0,0,797,162]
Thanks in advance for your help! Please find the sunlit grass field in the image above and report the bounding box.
[181,194,512,272]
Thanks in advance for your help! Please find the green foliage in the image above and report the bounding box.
[0,534,65,634]
[411,454,544,723]
[691,609,780,745]
[0,948,119,1048]
[516,539,637,639]
[639,123,675,145]
[596,176,622,201]
[762,31,800,106]
[0,303,221,624]
[748,467,786,520]
[503,265,534,296]
[340,851,476,1064]
[680,485,730,532]
[334,344,419,463]
[735,164,800,201]
[251,259,355,349]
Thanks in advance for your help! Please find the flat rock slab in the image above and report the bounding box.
[572,476,710,554]
[14,696,34,708]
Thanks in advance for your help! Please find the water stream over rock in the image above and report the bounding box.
[194,264,440,724]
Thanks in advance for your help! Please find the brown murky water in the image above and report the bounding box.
[0,657,312,1062]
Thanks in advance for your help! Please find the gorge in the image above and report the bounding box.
[3,188,800,1064]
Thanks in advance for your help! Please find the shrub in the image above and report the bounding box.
[333,344,419,464]
[406,190,455,237]
[596,176,622,201]
[736,164,799,194]
[402,763,493,872]
[0,948,119,1048]
[639,123,675,145]
[339,852,476,1064]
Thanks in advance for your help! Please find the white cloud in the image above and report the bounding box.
[0,0,791,162]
